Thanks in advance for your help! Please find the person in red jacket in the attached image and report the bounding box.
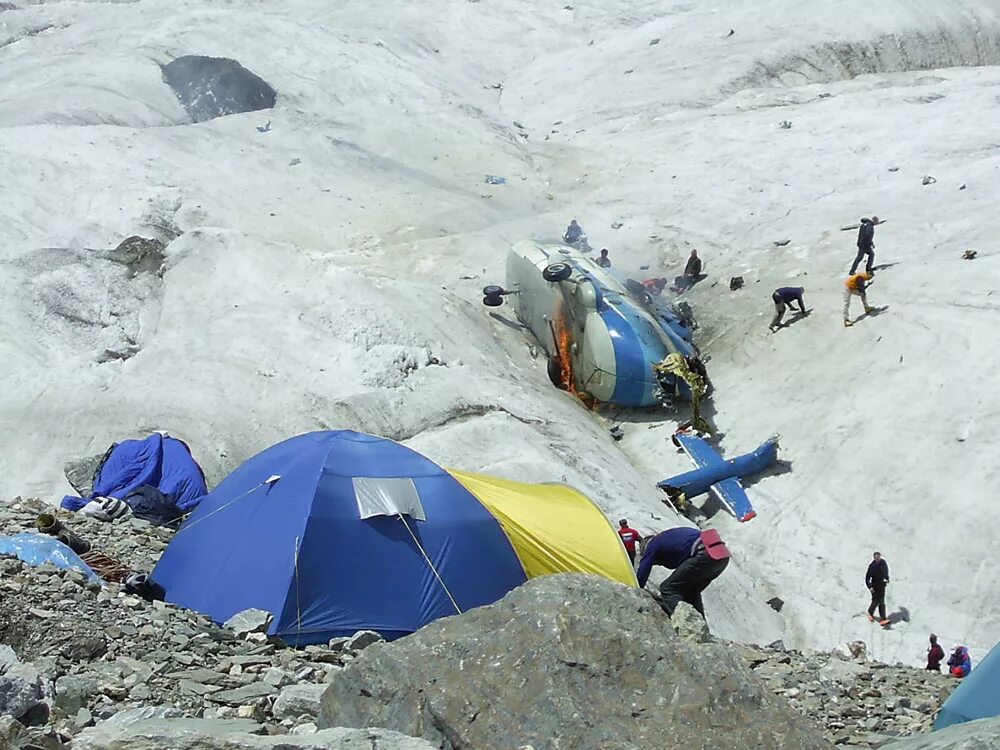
[926,634,945,672]
[948,645,972,677]
[617,519,642,564]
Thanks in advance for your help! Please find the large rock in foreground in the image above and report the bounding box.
[885,716,1000,748]
[319,574,833,750]
[71,719,437,750]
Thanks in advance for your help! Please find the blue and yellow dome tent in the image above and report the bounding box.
[152,430,635,644]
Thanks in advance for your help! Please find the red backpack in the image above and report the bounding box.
[700,529,731,560]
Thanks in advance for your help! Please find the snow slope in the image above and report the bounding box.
[2,0,999,662]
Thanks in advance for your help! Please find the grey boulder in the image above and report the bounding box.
[223,609,273,637]
[0,645,19,673]
[344,631,383,652]
[54,674,98,714]
[71,718,438,749]
[670,601,712,643]
[273,684,327,721]
[319,574,834,750]
[0,663,42,720]
[885,716,1000,748]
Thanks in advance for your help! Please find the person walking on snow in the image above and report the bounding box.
[769,286,807,331]
[850,216,878,275]
[926,634,945,672]
[843,272,875,327]
[637,526,730,617]
[866,551,890,625]
[617,519,642,564]
[948,645,972,678]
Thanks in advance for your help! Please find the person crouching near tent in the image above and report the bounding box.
[636,526,730,618]
[947,645,972,678]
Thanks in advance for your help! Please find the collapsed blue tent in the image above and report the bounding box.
[61,433,207,524]
[935,643,1000,730]
[152,431,529,644]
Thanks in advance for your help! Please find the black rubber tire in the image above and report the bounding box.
[547,356,568,389]
[542,262,573,283]
[483,285,506,296]
[482,294,504,307]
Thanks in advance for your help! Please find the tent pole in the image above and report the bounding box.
[398,514,462,615]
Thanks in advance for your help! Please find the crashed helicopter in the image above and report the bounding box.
[483,240,708,409]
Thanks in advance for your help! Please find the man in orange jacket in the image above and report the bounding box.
[843,272,874,327]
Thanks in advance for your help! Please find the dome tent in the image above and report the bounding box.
[152,430,635,644]
[935,642,1000,730]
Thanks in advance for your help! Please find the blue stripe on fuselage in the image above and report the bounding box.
[599,300,668,407]
[557,260,689,407]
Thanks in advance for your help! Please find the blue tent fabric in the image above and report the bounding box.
[125,485,183,527]
[935,643,1000,730]
[61,434,207,516]
[152,431,528,644]
[0,533,101,583]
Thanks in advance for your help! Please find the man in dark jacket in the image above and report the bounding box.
[684,249,702,277]
[637,526,730,617]
[850,216,878,275]
[865,551,890,625]
[769,286,807,331]
[563,219,584,245]
[927,634,945,672]
[673,250,703,291]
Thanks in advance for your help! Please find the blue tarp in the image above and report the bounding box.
[152,430,528,644]
[61,434,207,521]
[935,643,1000,730]
[0,533,100,583]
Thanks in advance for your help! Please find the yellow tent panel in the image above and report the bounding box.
[449,470,638,587]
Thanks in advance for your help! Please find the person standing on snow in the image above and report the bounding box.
[843,272,875,327]
[769,286,807,331]
[926,634,945,672]
[850,216,878,275]
[866,551,891,625]
[617,519,642,565]
[637,526,730,618]
[947,645,972,677]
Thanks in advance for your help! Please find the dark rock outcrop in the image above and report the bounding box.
[161,56,276,123]
[319,574,834,750]
[105,236,165,278]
